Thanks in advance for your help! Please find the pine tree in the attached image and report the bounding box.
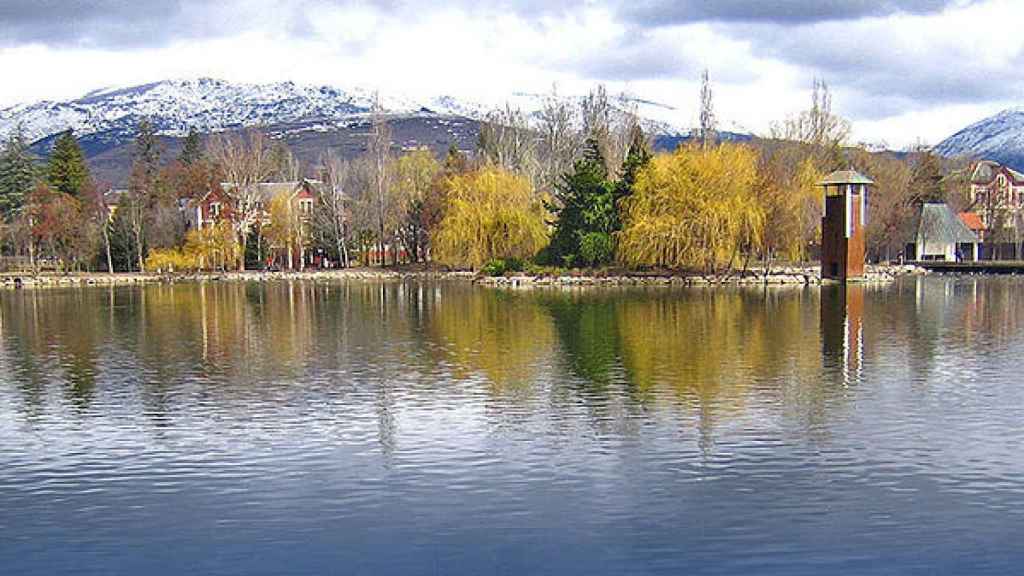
[134,118,161,179]
[178,128,203,166]
[0,125,38,220]
[546,138,616,267]
[614,125,652,226]
[47,130,90,197]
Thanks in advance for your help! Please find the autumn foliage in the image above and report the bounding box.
[432,166,549,269]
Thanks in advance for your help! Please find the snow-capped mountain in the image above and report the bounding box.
[0,78,719,185]
[934,108,1024,170]
[0,77,690,144]
[0,78,477,142]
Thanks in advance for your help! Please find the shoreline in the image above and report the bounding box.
[0,265,928,290]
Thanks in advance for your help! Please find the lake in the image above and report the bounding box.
[1,277,1022,575]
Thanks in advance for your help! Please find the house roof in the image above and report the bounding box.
[217,179,323,202]
[958,212,985,232]
[819,170,874,186]
[970,160,1024,185]
[915,203,980,245]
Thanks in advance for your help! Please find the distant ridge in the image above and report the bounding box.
[935,108,1024,171]
[0,78,754,184]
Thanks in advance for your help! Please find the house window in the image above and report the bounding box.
[300,199,313,215]
[211,202,222,218]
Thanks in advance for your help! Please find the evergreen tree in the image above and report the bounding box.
[178,128,203,166]
[134,118,161,179]
[47,130,90,197]
[0,125,37,220]
[546,138,616,267]
[613,125,652,228]
[909,149,945,205]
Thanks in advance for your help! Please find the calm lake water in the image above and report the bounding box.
[1,277,1023,575]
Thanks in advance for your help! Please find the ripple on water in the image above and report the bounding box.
[1,278,1024,575]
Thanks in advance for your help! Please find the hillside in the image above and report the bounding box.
[934,108,1024,171]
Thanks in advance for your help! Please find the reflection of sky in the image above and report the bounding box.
[1,278,1024,575]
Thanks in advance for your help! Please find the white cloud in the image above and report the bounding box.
[0,0,1021,148]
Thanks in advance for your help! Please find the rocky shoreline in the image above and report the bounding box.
[0,269,474,289]
[0,265,927,290]
[474,265,925,289]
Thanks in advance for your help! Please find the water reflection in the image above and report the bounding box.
[4,278,1024,575]
[5,278,1024,433]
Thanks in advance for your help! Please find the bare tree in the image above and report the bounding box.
[581,85,611,154]
[579,85,637,177]
[368,94,394,266]
[537,86,580,194]
[772,78,851,170]
[697,68,717,149]
[317,150,351,268]
[269,140,301,181]
[207,129,272,270]
[478,103,539,186]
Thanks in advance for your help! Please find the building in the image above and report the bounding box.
[967,160,1024,240]
[906,202,980,262]
[820,170,872,281]
[189,179,321,231]
[188,179,323,269]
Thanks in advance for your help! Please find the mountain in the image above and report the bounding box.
[934,108,1024,171]
[0,78,747,184]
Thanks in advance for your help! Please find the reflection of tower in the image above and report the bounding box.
[821,170,873,281]
[821,284,864,383]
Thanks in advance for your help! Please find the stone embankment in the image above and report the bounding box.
[0,265,924,290]
[475,265,925,289]
[0,269,476,289]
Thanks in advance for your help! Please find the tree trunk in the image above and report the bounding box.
[103,224,114,274]
[239,231,247,271]
[134,224,145,273]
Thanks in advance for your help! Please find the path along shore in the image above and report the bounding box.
[0,264,926,290]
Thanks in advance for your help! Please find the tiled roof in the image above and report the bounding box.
[958,212,984,232]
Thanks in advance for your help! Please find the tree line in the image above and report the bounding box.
[0,76,968,275]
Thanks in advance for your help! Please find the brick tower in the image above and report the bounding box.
[820,170,873,282]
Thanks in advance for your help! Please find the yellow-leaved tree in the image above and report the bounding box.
[263,194,304,270]
[432,166,549,269]
[185,221,240,271]
[617,144,765,272]
[759,150,824,265]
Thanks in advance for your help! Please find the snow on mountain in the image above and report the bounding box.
[934,108,1024,171]
[0,78,690,145]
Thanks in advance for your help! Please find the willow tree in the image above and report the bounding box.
[617,144,764,273]
[432,166,549,269]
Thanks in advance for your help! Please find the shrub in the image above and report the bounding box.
[145,248,198,273]
[481,258,524,277]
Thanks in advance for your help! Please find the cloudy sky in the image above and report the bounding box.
[0,0,1019,147]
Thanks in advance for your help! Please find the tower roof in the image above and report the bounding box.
[819,170,874,186]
